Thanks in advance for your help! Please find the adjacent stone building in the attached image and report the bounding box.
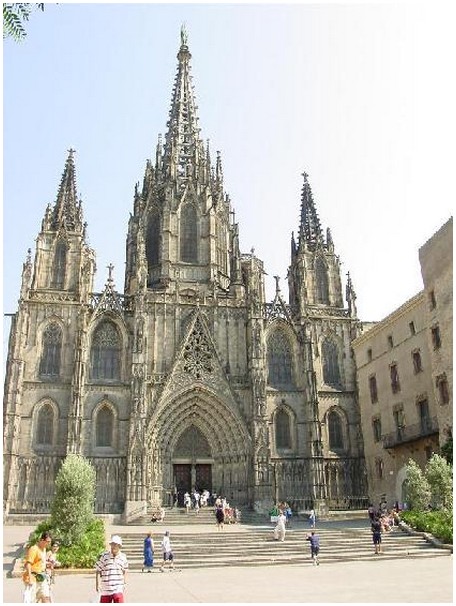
[353,219,453,507]
[3,31,367,520]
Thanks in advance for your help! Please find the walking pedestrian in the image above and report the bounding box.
[95,535,128,603]
[371,516,382,554]
[215,504,225,530]
[22,531,52,603]
[159,531,174,572]
[308,508,316,528]
[142,532,154,572]
[306,531,320,565]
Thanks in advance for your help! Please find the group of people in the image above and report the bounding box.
[182,489,224,512]
[142,530,175,575]
[368,502,400,554]
[22,532,60,603]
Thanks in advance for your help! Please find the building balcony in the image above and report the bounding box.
[382,416,439,449]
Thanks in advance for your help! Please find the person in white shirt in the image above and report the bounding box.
[273,511,287,541]
[159,531,174,572]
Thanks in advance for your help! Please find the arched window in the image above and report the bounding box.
[52,240,67,289]
[275,409,291,449]
[328,411,344,450]
[315,257,329,304]
[96,406,114,447]
[267,331,293,387]
[37,404,54,445]
[91,322,121,380]
[146,212,160,268]
[322,338,341,387]
[180,203,197,263]
[39,323,62,378]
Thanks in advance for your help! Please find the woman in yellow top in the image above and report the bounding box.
[22,531,52,603]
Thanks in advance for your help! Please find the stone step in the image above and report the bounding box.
[120,527,448,569]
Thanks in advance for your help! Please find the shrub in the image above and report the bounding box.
[401,509,453,544]
[425,454,453,510]
[25,518,106,568]
[50,454,96,545]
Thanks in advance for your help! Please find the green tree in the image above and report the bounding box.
[3,3,44,41]
[440,435,453,465]
[50,454,96,545]
[404,459,431,511]
[425,453,453,510]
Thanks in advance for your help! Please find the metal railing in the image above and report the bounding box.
[382,416,439,448]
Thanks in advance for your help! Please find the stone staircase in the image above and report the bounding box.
[122,509,449,570]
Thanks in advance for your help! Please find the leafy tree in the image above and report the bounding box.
[50,454,96,545]
[440,435,453,465]
[3,3,44,41]
[404,458,431,511]
[425,453,453,510]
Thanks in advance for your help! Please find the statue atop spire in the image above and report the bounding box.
[180,23,188,46]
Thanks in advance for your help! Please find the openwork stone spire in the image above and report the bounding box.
[298,172,323,251]
[162,26,203,181]
[50,149,83,232]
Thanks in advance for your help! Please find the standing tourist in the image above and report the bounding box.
[273,510,287,541]
[306,531,320,565]
[22,531,52,603]
[95,535,128,603]
[46,540,61,602]
[142,532,154,573]
[308,508,316,528]
[215,504,225,530]
[159,531,174,572]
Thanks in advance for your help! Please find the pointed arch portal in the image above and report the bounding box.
[146,389,252,507]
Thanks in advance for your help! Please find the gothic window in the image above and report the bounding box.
[182,318,213,379]
[315,257,329,304]
[90,322,121,380]
[436,374,450,405]
[39,323,62,378]
[96,406,114,447]
[267,330,293,387]
[51,239,67,289]
[146,212,160,268]
[412,350,423,374]
[431,325,441,349]
[275,409,291,449]
[322,338,341,387]
[36,404,54,446]
[328,411,344,450]
[372,417,382,443]
[180,203,197,263]
[174,425,212,458]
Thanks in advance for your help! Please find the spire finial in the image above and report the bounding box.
[180,23,188,46]
[107,263,114,285]
[274,275,281,293]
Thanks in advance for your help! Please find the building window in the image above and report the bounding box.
[412,350,423,374]
[367,348,373,362]
[39,323,62,378]
[267,331,293,387]
[328,411,344,450]
[429,290,436,309]
[390,363,401,393]
[372,417,382,443]
[409,321,416,335]
[146,211,160,268]
[90,322,121,380]
[322,338,341,387]
[369,375,378,404]
[275,409,291,449]
[417,398,431,433]
[96,406,114,447]
[387,335,394,349]
[37,404,54,445]
[431,326,441,349]
[436,374,450,405]
[51,239,67,289]
[180,203,198,263]
[375,457,384,479]
[315,257,329,304]
[393,408,405,441]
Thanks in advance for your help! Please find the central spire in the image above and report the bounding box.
[298,172,324,251]
[162,26,204,182]
[50,148,84,233]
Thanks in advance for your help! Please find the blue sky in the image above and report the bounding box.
[3,1,454,342]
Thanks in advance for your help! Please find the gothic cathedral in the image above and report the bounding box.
[3,31,367,520]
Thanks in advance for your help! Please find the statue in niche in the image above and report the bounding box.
[135,317,144,353]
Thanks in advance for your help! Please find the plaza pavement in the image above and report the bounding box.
[2,522,453,604]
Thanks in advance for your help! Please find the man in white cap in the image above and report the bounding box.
[95,534,128,603]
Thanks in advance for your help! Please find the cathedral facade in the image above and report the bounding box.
[3,31,367,520]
